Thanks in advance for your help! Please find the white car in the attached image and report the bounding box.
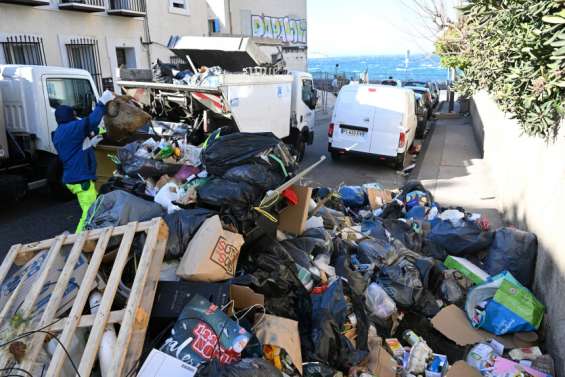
[328,84,417,169]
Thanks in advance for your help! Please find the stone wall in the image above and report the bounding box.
[470,91,565,376]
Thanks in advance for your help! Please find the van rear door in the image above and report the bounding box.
[367,87,404,157]
[331,86,374,154]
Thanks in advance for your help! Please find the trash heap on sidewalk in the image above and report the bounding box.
[1,129,553,377]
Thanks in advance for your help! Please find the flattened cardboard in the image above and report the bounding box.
[254,314,303,374]
[367,188,394,210]
[278,185,313,236]
[177,215,244,282]
[431,305,517,348]
[370,345,398,377]
[445,361,482,377]
[230,285,264,310]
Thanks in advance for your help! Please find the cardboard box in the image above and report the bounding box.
[254,314,303,374]
[431,305,518,349]
[367,188,394,210]
[445,361,482,377]
[138,349,197,377]
[177,215,244,282]
[230,285,265,310]
[370,345,399,377]
[278,185,313,236]
[444,256,490,285]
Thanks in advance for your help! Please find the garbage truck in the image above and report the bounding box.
[0,64,100,200]
[118,36,318,161]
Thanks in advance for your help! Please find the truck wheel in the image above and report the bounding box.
[330,150,341,160]
[0,175,27,202]
[47,158,72,200]
[294,133,306,162]
[395,152,406,170]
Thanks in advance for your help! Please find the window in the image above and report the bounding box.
[208,18,220,35]
[65,38,103,93]
[302,79,314,105]
[116,47,136,68]
[1,35,46,65]
[169,0,189,15]
[46,78,96,118]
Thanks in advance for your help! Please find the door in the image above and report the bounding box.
[331,87,374,154]
[367,88,406,157]
[42,76,98,153]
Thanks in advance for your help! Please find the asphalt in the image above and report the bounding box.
[0,107,425,260]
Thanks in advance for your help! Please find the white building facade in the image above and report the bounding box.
[0,0,307,92]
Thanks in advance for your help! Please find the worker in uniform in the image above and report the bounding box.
[52,90,115,233]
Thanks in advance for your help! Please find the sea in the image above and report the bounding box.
[308,54,449,83]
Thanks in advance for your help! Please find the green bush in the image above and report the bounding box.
[439,0,565,139]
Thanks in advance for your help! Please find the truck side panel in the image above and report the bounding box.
[225,81,292,139]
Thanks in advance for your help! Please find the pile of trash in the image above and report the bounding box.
[74,130,554,376]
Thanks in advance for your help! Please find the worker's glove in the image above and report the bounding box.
[99,90,115,105]
[82,135,104,150]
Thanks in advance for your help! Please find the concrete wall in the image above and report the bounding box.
[471,91,565,375]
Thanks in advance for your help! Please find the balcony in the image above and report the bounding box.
[107,0,146,17]
[0,0,50,5]
[58,0,105,12]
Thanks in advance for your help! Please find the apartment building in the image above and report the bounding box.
[0,0,308,93]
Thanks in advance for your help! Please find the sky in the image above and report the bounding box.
[307,0,459,57]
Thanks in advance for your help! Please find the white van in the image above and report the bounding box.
[328,84,417,169]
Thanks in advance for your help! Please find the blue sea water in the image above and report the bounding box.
[308,54,448,82]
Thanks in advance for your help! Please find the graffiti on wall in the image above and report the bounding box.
[251,15,307,45]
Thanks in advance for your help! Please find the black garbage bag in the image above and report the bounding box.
[99,176,150,200]
[236,237,314,360]
[117,141,182,178]
[195,359,283,377]
[282,233,333,260]
[84,190,163,230]
[302,227,334,255]
[202,132,295,177]
[163,208,217,259]
[197,178,263,220]
[152,59,175,83]
[383,219,424,253]
[427,219,494,256]
[376,258,423,308]
[310,280,368,371]
[484,227,537,287]
[303,362,340,377]
[223,163,285,191]
[380,201,405,220]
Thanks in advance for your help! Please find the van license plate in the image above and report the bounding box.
[341,129,366,137]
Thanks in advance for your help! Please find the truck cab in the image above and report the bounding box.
[0,65,99,198]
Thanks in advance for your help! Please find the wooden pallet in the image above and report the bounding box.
[0,217,169,377]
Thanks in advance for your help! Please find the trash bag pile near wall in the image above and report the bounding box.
[91,127,548,377]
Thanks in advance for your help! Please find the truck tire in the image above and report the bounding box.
[47,158,73,200]
[295,133,306,162]
[395,152,406,170]
[0,175,27,202]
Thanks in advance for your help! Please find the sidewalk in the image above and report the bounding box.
[414,103,504,228]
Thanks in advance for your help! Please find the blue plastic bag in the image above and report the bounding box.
[339,186,367,208]
[428,219,494,256]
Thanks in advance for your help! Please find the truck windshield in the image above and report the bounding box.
[46,78,96,118]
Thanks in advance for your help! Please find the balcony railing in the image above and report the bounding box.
[58,0,105,12]
[0,0,50,5]
[107,0,146,16]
